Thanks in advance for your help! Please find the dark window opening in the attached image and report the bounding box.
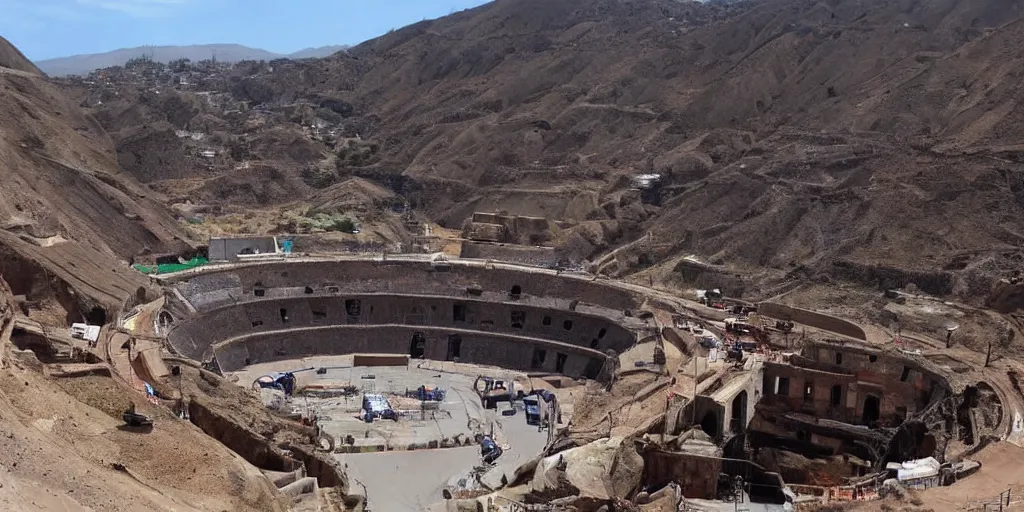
[835,352,843,365]
[869,355,878,363]
[511,311,526,329]
[453,303,467,322]
[409,332,426,358]
[590,339,599,349]
[796,429,810,442]
[598,328,607,339]
[563,320,573,331]
[803,381,814,403]
[254,288,266,297]
[896,406,908,420]
[555,353,568,373]
[900,366,911,382]
[251,320,263,327]
[327,286,340,294]
[777,377,790,396]
[862,395,881,425]
[280,308,289,323]
[312,310,327,319]
[304,286,314,294]
[345,299,361,316]
[510,285,522,299]
[531,348,547,369]
[446,335,462,361]
[86,306,107,325]
[480,320,494,329]
[830,385,842,407]
[542,316,552,326]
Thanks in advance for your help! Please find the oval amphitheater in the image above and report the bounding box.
[111,253,1023,510]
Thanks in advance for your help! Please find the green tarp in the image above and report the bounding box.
[133,256,208,275]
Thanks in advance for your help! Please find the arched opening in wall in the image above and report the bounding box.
[409,332,426,359]
[563,320,573,331]
[699,412,719,439]
[583,357,603,379]
[509,285,522,299]
[345,299,361,317]
[453,303,467,322]
[830,385,842,408]
[542,316,551,326]
[598,328,607,339]
[862,395,881,426]
[555,353,567,373]
[730,390,748,433]
[254,282,265,297]
[835,352,843,365]
[510,311,525,329]
[590,339,599,349]
[304,286,314,294]
[157,311,174,329]
[446,335,462,361]
[86,307,107,325]
[280,309,289,323]
[531,348,547,370]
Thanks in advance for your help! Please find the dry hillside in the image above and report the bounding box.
[49,0,1024,308]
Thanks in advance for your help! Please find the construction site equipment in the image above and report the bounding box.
[406,385,446,402]
[478,435,503,464]
[523,395,541,426]
[122,406,153,429]
[251,367,315,396]
[474,376,515,409]
[362,393,397,421]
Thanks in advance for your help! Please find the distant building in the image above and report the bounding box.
[208,236,281,262]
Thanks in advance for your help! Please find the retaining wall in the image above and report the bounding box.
[459,242,560,267]
[757,303,867,341]
[213,325,606,379]
[166,294,635,362]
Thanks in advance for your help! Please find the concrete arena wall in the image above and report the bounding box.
[459,242,560,267]
[757,303,867,341]
[167,294,635,361]
[213,325,605,379]
[170,260,640,313]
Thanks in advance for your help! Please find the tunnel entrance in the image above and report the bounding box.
[86,306,107,325]
[409,332,426,358]
[731,390,748,433]
[862,395,881,426]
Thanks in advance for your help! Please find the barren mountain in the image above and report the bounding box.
[0,36,190,319]
[58,0,1024,306]
[36,44,350,77]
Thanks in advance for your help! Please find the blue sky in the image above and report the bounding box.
[2,0,492,61]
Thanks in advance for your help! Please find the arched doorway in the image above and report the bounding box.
[409,332,426,358]
[86,307,107,326]
[731,390,748,433]
[699,412,720,439]
[862,395,881,425]
[509,285,522,299]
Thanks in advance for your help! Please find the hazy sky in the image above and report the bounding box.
[2,0,492,60]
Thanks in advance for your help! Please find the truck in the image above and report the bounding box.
[474,376,516,409]
[523,395,541,426]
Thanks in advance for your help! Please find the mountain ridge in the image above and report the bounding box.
[35,43,349,76]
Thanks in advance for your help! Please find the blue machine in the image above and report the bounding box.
[252,367,315,396]
[479,435,503,463]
